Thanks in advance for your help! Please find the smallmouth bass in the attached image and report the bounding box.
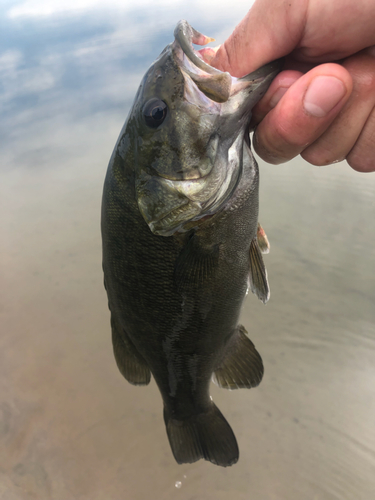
[101,20,281,466]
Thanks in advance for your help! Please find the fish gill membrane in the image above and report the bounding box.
[101,20,282,467]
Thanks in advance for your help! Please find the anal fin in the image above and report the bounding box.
[249,237,270,304]
[111,315,151,386]
[212,325,263,389]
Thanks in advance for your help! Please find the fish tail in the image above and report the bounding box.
[163,403,239,467]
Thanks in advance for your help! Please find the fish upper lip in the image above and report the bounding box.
[173,20,233,103]
[174,20,225,78]
[173,22,283,107]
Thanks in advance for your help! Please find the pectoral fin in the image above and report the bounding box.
[257,222,270,254]
[249,237,270,304]
[174,232,219,290]
[212,325,263,389]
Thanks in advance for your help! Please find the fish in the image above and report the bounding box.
[101,20,281,467]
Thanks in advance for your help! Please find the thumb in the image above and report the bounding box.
[252,64,353,164]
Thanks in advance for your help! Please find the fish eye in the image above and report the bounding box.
[143,98,167,128]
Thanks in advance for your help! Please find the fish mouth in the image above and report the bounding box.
[136,172,201,236]
[155,22,282,216]
[136,140,223,237]
[136,21,283,237]
[173,20,283,104]
[173,20,233,103]
[137,133,242,236]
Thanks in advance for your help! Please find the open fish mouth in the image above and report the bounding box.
[173,20,283,104]
[135,21,283,237]
[173,20,234,103]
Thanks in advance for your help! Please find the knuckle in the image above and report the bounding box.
[347,108,375,172]
[273,100,316,150]
[343,54,375,96]
[272,119,307,150]
[355,72,375,96]
[253,129,290,164]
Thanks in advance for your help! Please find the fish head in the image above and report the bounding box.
[129,20,282,236]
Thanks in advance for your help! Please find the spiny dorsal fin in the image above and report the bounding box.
[249,237,270,304]
[212,325,264,389]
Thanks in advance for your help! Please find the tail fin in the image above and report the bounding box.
[164,403,239,467]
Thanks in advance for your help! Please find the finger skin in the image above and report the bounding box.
[253,54,375,171]
[250,70,303,126]
[211,0,375,77]
[252,64,353,164]
[211,0,308,76]
[211,0,375,172]
[302,51,375,171]
[347,108,375,172]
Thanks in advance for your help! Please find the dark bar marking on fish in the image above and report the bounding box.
[212,325,264,389]
[249,238,270,304]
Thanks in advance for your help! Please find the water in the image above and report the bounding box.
[1,1,375,499]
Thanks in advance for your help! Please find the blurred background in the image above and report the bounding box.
[1,1,375,499]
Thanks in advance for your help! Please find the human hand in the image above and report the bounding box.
[204,0,375,172]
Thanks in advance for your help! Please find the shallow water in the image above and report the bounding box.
[1,2,375,499]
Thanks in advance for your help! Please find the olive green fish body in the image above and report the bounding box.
[102,20,281,466]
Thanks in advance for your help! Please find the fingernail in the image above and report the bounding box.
[304,76,346,117]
